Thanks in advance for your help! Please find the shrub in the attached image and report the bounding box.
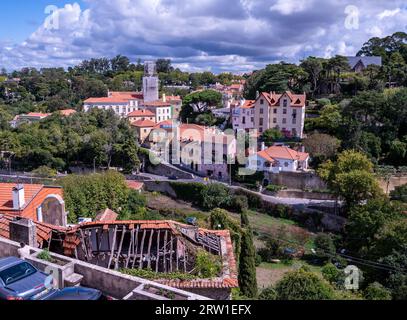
[234,189,262,209]
[275,269,335,300]
[314,233,336,262]
[364,282,392,300]
[170,182,207,206]
[201,183,231,210]
[258,287,277,300]
[37,249,54,263]
[265,184,284,193]
[321,263,344,286]
[390,184,407,203]
[31,166,58,178]
[230,195,249,213]
[195,249,222,278]
[317,98,331,107]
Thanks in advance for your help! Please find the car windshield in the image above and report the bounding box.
[0,262,37,285]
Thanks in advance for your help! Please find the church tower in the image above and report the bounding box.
[143,61,159,102]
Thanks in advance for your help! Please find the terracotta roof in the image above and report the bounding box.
[0,214,66,247]
[258,146,309,162]
[131,119,156,128]
[59,109,77,116]
[127,110,155,117]
[143,100,172,107]
[258,91,306,108]
[109,91,143,99]
[84,97,130,104]
[95,209,118,222]
[126,181,145,190]
[0,183,44,211]
[241,100,255,109]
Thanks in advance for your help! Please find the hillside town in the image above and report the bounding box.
[0,28,407,303]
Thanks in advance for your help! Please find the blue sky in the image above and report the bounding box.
[0,1,85,43]
[0,1,406,73]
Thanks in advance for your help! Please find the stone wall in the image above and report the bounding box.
[265,171,327,190]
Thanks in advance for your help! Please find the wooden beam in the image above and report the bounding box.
[147,230,154,269]
[138,229,147,269]
[131,228,139,269]
[163,231,168,273]
[175,238,179,272]
[156,230,161,273]
[114,226,126,270]
[107,226,118,269]
[169,235,173,273]
[125,229,135,269]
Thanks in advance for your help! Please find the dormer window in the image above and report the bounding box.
[283,100,288,108]
[260,99,264,105]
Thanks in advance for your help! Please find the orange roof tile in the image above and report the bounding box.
[258,146,309,162]
[128,110,155,117]
[59,109,77,116]
[131,119,156,128]
[0,183,44,211]
[126,181,145,190]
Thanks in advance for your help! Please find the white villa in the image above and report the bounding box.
[247,145,309,173]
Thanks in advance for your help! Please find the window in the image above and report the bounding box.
[273,118,277,124]
[274,109,277,114]
[283,100,288,108]
[259,128,263,133]
[292,118,297,125]
[282,118,287,124]
[0,262,36,285]
[251,117,254,122]
[284,162,289,167]
[259,118,264,126]
[260,99,264,105]
[283,109,287,115]
[242,117,246,124]
[260,108,264,114]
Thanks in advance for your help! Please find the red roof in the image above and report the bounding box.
[131,119,156,128]
[84,97,130,104]
[0,183,44,211]
[241,100,255,109]
[59,109,77,116]
[259,91,306,108]
[143,100,172,107]
[0,214,66,247]
[258,146,309,162]
[25,113,51,118]
[128,110,155,117]
[126,181,145,190]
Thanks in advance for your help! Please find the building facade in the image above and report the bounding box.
[253,91,306,138]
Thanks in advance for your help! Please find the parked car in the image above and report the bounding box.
[0,257,56,300]
[43,287,113,300]
[168,175,178,181]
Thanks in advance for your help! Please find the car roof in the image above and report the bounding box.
[0,257,24,271]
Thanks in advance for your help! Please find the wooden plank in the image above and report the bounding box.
[163,231,168,273]
[125,229,135,269]
[147,230,154,269]
[169,235,173,273]
[156,230,161,273]
[131,228,139,269]
[175,238,179,271]
[107,226,118,269]
[138,229,147,269]
[114,226,126,270]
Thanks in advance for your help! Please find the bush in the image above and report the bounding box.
[265,184,284,193]
[258,287,277,300]
[390,184,407,203]
[31,166,58,178]
[234,189,262,209]
[275,268,335,300]
[255,254,262,267]
[170,182,207,206]
[317,98,331,107]
[201,183,232,210]
[37,249,54,263]
[364,282,392,300]
[314,233,336,262]
[322,263,344,286]
[230,195,249,213]
[195,250,222,278]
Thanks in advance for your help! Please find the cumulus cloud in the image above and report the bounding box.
[1,0,407,73]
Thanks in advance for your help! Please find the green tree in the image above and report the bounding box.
[275,268,335,300]
[238,228,258,298]
[201,183,232,210]
[261,128,283,147]
[364,282,392,300]
[315,233,336,262]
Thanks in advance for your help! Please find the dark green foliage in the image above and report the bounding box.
[60,171,134,223]
[180,90,222,123]
[229,195,249,213]
[169,182,207,206]
[238,228,258,298]
[201,183,232,210]
[275,268,335,300]
[258,287,277,300]
[195,250,222,278]
[390,184,407,203]
[321,263,344,287]
[240,210,250,228]
[364,282,392,300]
[314,233,336,262]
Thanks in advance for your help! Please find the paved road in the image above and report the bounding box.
[137,172,336,207]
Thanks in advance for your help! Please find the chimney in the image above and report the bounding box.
[163,93,167,103]
[261,142,266,151]
[256,91,260,99]
[12,184,25,210]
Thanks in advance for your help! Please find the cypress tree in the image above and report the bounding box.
[241,210,250,228]
[238,227,258,298]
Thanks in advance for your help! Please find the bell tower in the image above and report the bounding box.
[143,61,159,102]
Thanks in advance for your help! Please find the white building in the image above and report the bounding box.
[247,145,309,173]
[232,100,255,132]
[253,91,306,138]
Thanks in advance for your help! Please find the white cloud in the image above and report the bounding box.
[377,8,400,20]
[0,0,406,73]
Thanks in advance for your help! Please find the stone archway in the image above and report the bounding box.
[37,194,67,227]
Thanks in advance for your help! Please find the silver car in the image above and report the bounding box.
[0,257,56,300]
